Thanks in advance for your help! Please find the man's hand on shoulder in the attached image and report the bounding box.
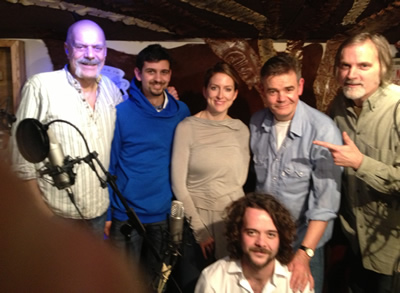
[167,86,179,100]
[288,249,314,292]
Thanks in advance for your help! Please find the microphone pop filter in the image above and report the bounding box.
[16,118,50,163]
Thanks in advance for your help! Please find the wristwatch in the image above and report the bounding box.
[299,245,314,258]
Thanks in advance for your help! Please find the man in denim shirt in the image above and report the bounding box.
[250,53,342,293]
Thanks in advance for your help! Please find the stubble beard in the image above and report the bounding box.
[149,82,167,97]
[243,248,274,270]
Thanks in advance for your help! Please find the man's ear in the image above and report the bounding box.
[298,77,305,96]
[134,68,141,81]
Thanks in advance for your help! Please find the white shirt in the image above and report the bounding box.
[195,257,313,293]
[273,118,291,150]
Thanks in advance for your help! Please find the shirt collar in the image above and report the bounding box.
[155,91,169,112]
[228,258,289,292]
[288,101,304,137]
[363,86,385,112]
[270,259,290,286]
[340,86,385,115]
[227,258,243,274]
[227,259,253,292]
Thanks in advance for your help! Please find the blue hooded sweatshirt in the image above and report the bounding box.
[108,79,190,224]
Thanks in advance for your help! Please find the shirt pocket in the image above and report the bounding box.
[281,163,311,194]
[359,138,396,165]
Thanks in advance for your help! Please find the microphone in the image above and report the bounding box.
[16,118,73,190]
[156,200,184,293]
[46,128,73,189]
[169,200,184,245]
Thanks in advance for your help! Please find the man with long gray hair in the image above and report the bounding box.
[314,32,400,293]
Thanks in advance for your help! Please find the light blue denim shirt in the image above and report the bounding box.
[250,101,343,248]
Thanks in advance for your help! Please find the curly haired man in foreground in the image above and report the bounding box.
[195,192,313,293]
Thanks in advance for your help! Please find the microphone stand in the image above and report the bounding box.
[26,119,179,291]
[83,151,149,239]
[158,241,182,293]
[46,120,161,263]
[41,120,146,230]
[38,152,151,242]
[82,149,171,292]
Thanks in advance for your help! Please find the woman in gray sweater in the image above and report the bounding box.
[171,62,250,291]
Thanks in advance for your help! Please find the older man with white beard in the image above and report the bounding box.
[10,20,123,237]
[314,33,400,293]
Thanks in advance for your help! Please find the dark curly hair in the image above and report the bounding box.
[224,192,297,265]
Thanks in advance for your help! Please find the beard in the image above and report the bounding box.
[242,247,274,270]
[342,80,366,100]
[343,86,366,100]
[74,58,103,80]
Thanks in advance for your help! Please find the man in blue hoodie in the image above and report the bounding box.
[106,44,190,288]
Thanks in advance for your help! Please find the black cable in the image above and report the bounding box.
[65,187,85,220]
